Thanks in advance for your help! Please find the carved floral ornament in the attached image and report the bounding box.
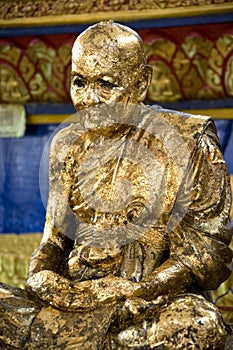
[0,25,232,104]
[0,0,232,20]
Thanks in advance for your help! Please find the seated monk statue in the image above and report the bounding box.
[0,21,233,350]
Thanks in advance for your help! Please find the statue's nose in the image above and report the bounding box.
[82,87,100,107]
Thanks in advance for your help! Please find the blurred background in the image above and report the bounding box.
[0,0,233,326]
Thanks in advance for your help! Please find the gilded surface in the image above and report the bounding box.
[1,27,233,104]
[0,0,232,20]
[0,40,71,103]
[0,22,232,349]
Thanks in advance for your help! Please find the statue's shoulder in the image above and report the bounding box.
[151,105,214,140]
[48,123,80,164]
[50,120,86,154]
[50,124,74,148]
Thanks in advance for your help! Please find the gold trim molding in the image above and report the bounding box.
[0,2,233,27]
[26,109,233,125]
[181,109,233,120]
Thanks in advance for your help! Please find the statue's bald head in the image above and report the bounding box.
[71,21,152,110]
[72,21,147,71]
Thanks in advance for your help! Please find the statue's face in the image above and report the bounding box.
[70,24,150,111]
[71,50,131,110]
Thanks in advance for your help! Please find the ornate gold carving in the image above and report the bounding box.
[148,61,182,101]
[146,31,233,102]
[0,45,21,66]
[0,29,233,104]
[0,0,232,21]
[144,38,177,63]
[0,65,29,102]
[19,56,35,83]
[0,39,71,104]
[225,56,233,96]
[181,36,215,98]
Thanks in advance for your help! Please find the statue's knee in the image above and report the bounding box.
[113,294,227,349]
[0,283,40,349]
[155,294,227,349]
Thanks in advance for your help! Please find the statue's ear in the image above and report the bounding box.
[136,64,153,102]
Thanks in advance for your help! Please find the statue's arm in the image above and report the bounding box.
[27,220,74,278]
[27,128,76,278]
[26,192,76,303]
[174,120,233,290]
[140,120,233,299]
[26,128,77,304]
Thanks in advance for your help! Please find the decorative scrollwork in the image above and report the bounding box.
[0,38,71,103]
[0,24,232,103]
[0,0,232,19]
[144,26,233,102]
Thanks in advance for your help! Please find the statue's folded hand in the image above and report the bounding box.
[110,295,168,332]
[26,270,76,310]
[26,270,143,311]
[84,275,143,306]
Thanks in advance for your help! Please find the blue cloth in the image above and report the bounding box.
[0,125,57,233]
[214,119,233,174]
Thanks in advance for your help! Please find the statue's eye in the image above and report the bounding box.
[73,76,85,88]
[99,79,117,90]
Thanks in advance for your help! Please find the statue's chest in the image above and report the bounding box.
[62,126,179,249]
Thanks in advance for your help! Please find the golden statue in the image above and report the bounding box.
[0,21,232,350]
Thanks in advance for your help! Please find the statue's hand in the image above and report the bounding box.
[26,270,75,309]
[83,275,142,306]
[121,295,167,319]
[26,271,143,311]
[110,295,168,332]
